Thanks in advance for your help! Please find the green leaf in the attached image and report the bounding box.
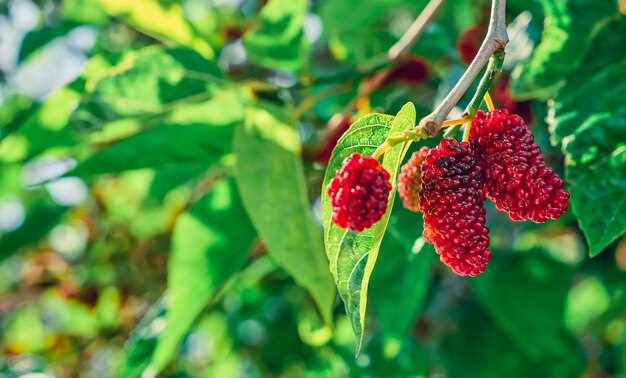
[0,87,80,163]
[80,46,221,120]
[511,0,616,100]
[243,0,307,72]
[472,251,573,359]
[0,201,67,262]
[69,88,243,177]
[548,20,626,255]
[321,102,416,353]
[233,103,335,325]
[119,297,167,378]
[150,178,256,373]
[100,0,214,58]
[19,24,77,63]
[370,205,434,337]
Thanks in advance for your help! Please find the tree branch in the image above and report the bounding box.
[418,0,508,135]
[322,0,446,136]
[388,0,446,61]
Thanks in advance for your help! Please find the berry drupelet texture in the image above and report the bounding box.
[469,110,569,223]
[398,148,429,213]
[327,153,392,232]
[419,139,491,276]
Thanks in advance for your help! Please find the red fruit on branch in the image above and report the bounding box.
[398,148,429,213]
[419,139,491,276]
[457,26,486,65]
[327,153,392,232]
[382,56,429,87]
[469,110,569,223]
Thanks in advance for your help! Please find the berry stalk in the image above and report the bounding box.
[445,49,505,140]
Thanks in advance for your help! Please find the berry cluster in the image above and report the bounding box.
[326,109,568,276]
[419,139,491,276]
[469,110,569,222]
[327,153,391,232]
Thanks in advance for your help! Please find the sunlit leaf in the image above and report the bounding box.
[69,88,243,178]
[243,0,307,72]
[77,47,222,121]
[100,0,214,58]
[511,0,616,100]
[234,103,336,325]
[321,102,416,353]
[548,20,626,255]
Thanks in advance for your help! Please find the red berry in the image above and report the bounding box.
[469,110,569,223]
[398,148,429,213]
[457,26,486,65]
[315,115,352,164]
[327,153,392,232]
[419,139,491,276]
[382,56,429,87]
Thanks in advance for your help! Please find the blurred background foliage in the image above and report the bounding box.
[0,0,625,377]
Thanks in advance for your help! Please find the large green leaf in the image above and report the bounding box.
[511,0,616,100]
[243,0,307,72]
[79,47,221,120]
[100,0,214,58]
[548,20,626,255]
[233,103,335,325]
[472,251,573,359]
[149,178,256,373]
[69,88,243,177]
[370,205,434,337]
[321,102,416,353]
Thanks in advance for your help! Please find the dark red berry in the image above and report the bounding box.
[419,139,491,276]
[457,26,485,65]
[327,153,392,232]
[398,148,429,212]
[315,115,352,164]
[493,74,533,124]
[469,110,569,223]
[382,56,429,87]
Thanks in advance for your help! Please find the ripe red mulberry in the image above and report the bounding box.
[469,110,569,223]
[419,139,491,276]
[398,148,429,212]
[382,56,429,86]
[457,26,485,65]
[327,153,391,232]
